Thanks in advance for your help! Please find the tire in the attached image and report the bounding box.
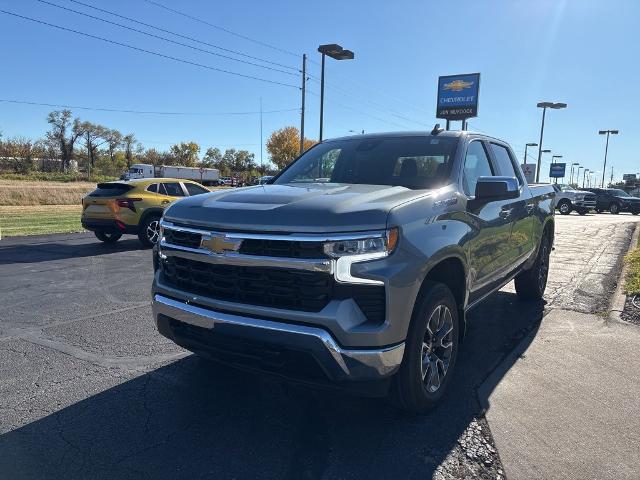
[609,202,620,215]
[558,200,572,215]
[633,212,639,216]
[514,233,551,300]
[595,208,602,213]
[391,281,459,414]
[138,215,161,247]
[577,209,588,216]
[95,231,122,243]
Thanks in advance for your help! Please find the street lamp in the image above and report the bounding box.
[582,169,589,188]
[535,101,567,182]
[318,44,355,141]
[569,162,579,185]
[523,142,537,165]
[576,166,583,186]
[598,129,619,187]
[540,149,551,181]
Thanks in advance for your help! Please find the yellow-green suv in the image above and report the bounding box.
[81,178,210,247]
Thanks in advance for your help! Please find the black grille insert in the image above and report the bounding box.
[239,238,326,259]
[160,256,385,321]
[164,229,202,249]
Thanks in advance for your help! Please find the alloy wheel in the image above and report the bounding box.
[421,304,454,393]
[146,220,160,244]
[538,242,550,292]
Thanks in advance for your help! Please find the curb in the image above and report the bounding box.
[609,222,640,322]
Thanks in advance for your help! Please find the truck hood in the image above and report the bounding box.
[163,183,430,233]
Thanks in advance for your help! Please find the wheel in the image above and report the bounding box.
[632,211,639,216]
[609,202,620,214]
[138,215,161,247]
[558,200,572,215]
[391,281,459,414]
[595,208,602,213]
[95,231,122,243]
[577,209,588,216]
[515,234,551,300]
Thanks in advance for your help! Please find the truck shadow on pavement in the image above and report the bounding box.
[0,237,147,265]
[0,292,544,479]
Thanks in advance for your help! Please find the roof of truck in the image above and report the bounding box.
[325,130,503,143]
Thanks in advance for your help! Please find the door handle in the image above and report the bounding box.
[526,204,535,214]
[499,207,512,219]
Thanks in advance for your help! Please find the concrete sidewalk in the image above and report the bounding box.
[480,309,640,479]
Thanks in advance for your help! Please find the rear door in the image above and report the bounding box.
[158,182,186,205]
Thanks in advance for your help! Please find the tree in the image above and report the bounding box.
[123,133,138,167]
[105,129,123,164]
[267,126,316,170]
[0,136,37,173]
[201,147,223,169]
[80,121,108,167]
[46,110,83,171]
[169,141,200,167]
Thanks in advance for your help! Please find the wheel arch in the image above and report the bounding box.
[138,207,164,228]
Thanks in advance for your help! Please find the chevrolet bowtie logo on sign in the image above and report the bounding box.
[442,79,474,92]
[200,234,242,254]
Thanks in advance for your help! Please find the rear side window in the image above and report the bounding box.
[146,183,158,193]
[490,143,522,184]
[160,182,185,197]
[462,141,493,196]
[88,183,134,197]
[184,183,209,196]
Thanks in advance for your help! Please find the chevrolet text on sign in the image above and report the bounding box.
[436,73,480,120]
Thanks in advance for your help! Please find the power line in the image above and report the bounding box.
[307,75,427,127]
[0,98,299,116]
[0,9,300,89]
[36,0,298,77]
[67,0,299,72]
[306,91,411,130]
[142,0,299,58]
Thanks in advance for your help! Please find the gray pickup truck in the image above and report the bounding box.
[151,130,555,413]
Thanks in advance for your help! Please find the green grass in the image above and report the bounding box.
[0,205,83,237]
[624,233,640,295]
[0,172,117,183]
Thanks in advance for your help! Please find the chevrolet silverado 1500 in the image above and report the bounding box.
[151,130,555,413]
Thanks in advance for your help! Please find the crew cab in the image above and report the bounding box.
[552,184,596,215]
[151,131,555,413]
[585,188,640,215]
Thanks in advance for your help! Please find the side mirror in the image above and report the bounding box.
[474,176,520,202]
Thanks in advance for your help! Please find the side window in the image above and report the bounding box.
[161,182,185,197]
[490,143,522,184]
[463,141,494,196]
[146,183,158,193]
[184,183,209,196]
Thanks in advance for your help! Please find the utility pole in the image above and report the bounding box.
[300,54,306,155]
[319,53,325,141]
[259,97,263,171]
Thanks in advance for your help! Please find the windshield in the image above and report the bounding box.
[274,136,458,189]
[611,189,631,197]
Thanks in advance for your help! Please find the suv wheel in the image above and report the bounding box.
[515,233,551,300]
[95,231,122,243]
[392,281,459,414]
[609,202,620,214]
[558,200,572,215]
[138,215,161,247]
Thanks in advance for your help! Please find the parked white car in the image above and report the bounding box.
[552,184,597,215]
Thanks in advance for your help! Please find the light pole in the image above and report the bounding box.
[318,44,354,142]
[576,166,583,186]
[523,142,537,165]
[598,129,619,187]
[583,169,589,188]
[540,149,551,181]
[569,162,579,185]
[535,101,567,182]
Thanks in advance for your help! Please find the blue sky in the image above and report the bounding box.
[0,0,637,183]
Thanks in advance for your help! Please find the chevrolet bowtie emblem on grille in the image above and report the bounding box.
[200,234,242,254]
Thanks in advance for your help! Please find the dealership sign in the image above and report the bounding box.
[436,73,480,120]
[520,164,535,184]
[623,173,637,182]
[549,163,566,178]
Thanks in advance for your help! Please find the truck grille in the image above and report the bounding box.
[584,194,596,202]
[163,229,326,258]
[160,256,385,321]
[163,229,201,249]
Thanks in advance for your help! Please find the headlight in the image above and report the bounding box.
[323,228,399,258]
[575,195,585,201]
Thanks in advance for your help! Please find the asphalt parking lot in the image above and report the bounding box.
[1,213,638,480]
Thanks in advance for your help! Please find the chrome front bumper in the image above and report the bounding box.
[152,294,405,382]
